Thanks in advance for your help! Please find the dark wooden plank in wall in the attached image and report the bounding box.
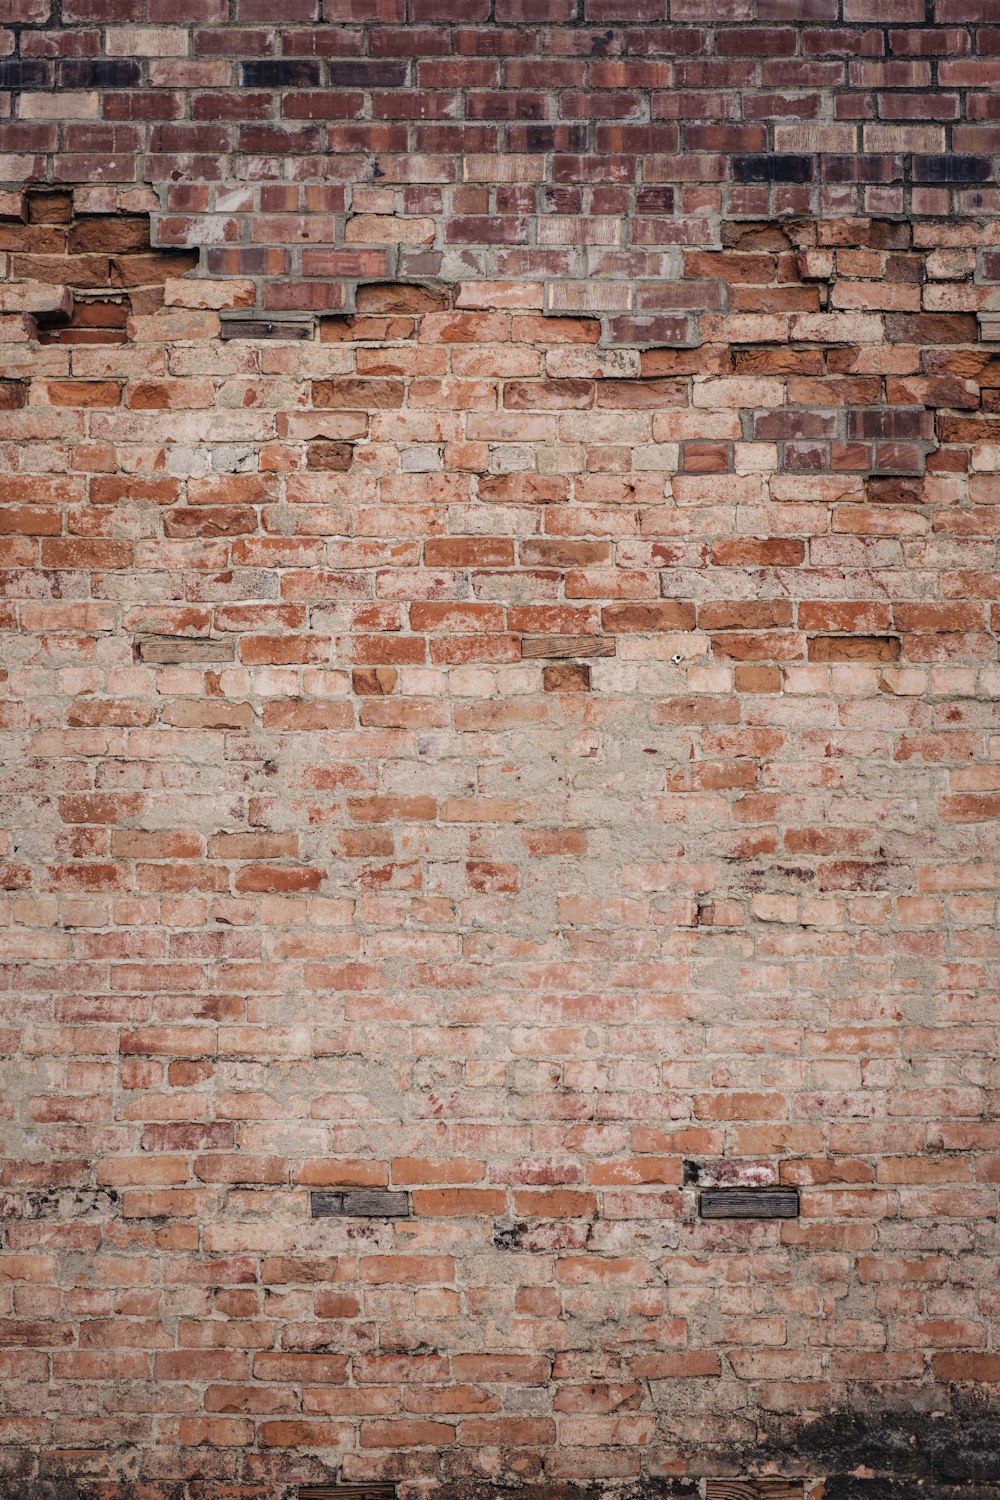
[300,1488,396,1500]
[705,1483,803,1500]
[310,1189,410,1219]
[220,318,312,340]
[699,1188,799,1220]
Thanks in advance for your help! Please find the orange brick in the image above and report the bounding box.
[43,380,121,407]
[410,1190,507,1216]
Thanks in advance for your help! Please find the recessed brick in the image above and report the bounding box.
[542,662,591,691]
[807,635,902,662]
[306,439,353,470]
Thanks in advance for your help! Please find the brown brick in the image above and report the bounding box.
[807,635,901,662]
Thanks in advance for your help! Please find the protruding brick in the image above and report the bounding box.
[0,281,71,316]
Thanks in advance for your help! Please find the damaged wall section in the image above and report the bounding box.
[0,183,999,1496]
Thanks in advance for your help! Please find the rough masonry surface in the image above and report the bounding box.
[1,5,1000,1499]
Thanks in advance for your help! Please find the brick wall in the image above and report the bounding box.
[4,2,1000,326]
[1,8,1000,1500]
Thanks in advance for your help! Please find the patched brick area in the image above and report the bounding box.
[2,7,1000,1500]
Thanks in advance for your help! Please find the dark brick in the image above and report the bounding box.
[884,252,923,284]
[913,154,992,183]
[327,61,408,87]
[0,60,53,90]
[60,59,142,88]
[848,408,931,441]
[509,123,589,152]
[867,477,925,506]
[0,382,26,410]
[240,60,322,87]
[870,222,912,251]
[636,186,676,213]
[733,153,813,183]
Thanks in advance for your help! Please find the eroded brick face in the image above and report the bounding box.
[2,10,1000,1500]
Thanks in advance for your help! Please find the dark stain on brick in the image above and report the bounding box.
[749,1395,1000,1494]
[25,1187,119,1220]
